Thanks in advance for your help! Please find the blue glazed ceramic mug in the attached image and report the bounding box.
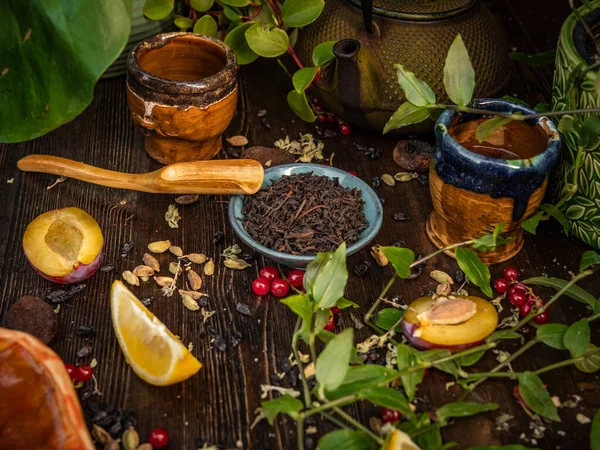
[426,99,562,264]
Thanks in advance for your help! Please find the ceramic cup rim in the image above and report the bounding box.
[227,163,384,265]
[435,98,561,169]
[127,32,237,95]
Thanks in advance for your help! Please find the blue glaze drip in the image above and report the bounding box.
[434,99,562,221]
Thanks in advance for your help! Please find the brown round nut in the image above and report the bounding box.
[3,296,58,344]
[393,140,433,173]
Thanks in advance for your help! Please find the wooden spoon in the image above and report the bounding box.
[17,155,264,195]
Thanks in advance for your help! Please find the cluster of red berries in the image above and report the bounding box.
[148,427,169,448]
[380,407,402,424]
[64,363,93,383]
[251,266,304,298]
[493,267,549,324]
[312,97,352,135]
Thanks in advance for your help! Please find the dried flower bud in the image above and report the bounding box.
[436,282,452,295]
[381,174,396,186]
[154,276,175,287]
[175,194,199,205]
[182,294,200,311]
[142,253,160,272]
[188,270,202,290]
[430,270,454,285]
[148,240,171,253]
[122,271,140,286]
[169,245,183,257]
[132,265,155,277]
[394,172,418,182]
[169,262,182,276]
[122,426,140,450]
[204,259,214,276]
[187,253,208,264]
[370,245,388,267]
[179,289,208,300]
[224,259,251,270]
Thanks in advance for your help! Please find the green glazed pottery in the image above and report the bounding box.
[552,0,600,249]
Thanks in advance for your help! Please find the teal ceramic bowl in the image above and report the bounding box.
[228,164,383,268]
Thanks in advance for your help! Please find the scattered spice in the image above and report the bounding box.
[227,135,249,146]
[45,284,86,304]
[242,173,367,254]
[370,245,389,267]
[142,253,160,272]
[100,263,115,273]
[430,270,454,285]
[120,241,135,257]
[236,303,252,316]
[77,345,92,358]
[188,270,202,290]
[76,325,95,337]
[175,194,199,205]
[393,212,410,221]
[224,259,251,270]
[148,240,171,253]
[212,231,225,245]
[187,253,208,264]
[381,174,395,186]
[122,270,140,286]
[201,307,216,323]
[169,262,182,276]
[222,244,242,259]
[169,245,184,257]
[46,176,67,190]
[394,172,418,182]
[182,294,200,311]
[165,204,181,228]
[274,134,324,163]
[154,276,174,287]
[132,265,154,277]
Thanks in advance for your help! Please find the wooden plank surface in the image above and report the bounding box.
[1,0,599,449]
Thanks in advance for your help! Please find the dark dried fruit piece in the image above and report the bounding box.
[393,212,411,222]
[3,296,58,344]
[120,241,135,257]
[212,231,224,245]
[77,345,92,359]
[76,325,95,337]
[393,140,433,173]
[99,264,115,273]
[236,303,252,317]
[353,262,371,278]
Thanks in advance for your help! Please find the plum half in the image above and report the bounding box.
[402,295,498,351]
[23,207,104,284]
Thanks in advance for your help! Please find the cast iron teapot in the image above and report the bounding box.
[295,0,511,133]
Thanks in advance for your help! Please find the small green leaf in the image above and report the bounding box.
[575,344,600,373]
[420,349,459,377]
[174,16,194,30]
[292,67,318,92]
[221,0,249,6]
[443,34,475,107]
[454,350,485,367]
[455,247,492,297]
[223,5,242,22]
[476,117,513,144]
[521,211,544,234]
[280,295,313,325]
[380,247,415,279]
[190,0,214,12]
[486,330,523,343]
[416,425,442,450]
[260,394,303,425]
[319,430,377,450]
[312,243,347,308]
[336,298,359,309]
[468,445,539,450]
[518,371,560,421]
[383,102,431,134]
[536,324,568,350]
[325,365,398,400]
[374,308,404,331]
[591,409,600,450]
[557,115,578,134]
[564,318,591,357]
[312,41,337,67]
[523,276,597,310]
[580,250,600,271]
[509,49,556,66]
[245,23,289,58]
[281,0,325,28]
[144,0,174,20]
[193,14,218,37]
[316,328,354,391]
[435,401,499,425]
[304,252,332,295]
[578,115,600,150]
[396,344,424,401]
[394,64,436,107]
[538,204,570,236]
[224,23,259,65]
[472,222,513,250]
[287,90,317,122]
[359,387,415,419]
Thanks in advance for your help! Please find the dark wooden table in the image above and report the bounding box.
[1,1,599,449]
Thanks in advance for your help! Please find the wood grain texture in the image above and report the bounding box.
[0,1,598,449]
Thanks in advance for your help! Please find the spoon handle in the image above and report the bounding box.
[17,155,264,195]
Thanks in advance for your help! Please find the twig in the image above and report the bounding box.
[332,407,384,445]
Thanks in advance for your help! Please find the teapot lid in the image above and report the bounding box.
[346,0,478,20]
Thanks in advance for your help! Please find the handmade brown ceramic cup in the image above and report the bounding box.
[127,32,238,164]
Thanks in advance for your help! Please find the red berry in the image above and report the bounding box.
[519,302,533,317]
[508,283,527,296]
[64,363,76,380]
[509,290,527,307]
[75,365,93,383]
[493,278,509,294]
[317,114,327,123]
[148,428,169,448]
[503,267,519,282]
[314,104,324,113]
[533,311,549,325]
[326,114,335,123]
[260,266,279,282]
[324,314,335,331]
[271,278,290,298]
[288,269,304,288]
[348,170,358,176]
[331,306,341,314]
[526,293,538,305]
[340,124,351,135]
[380,407,402,423]
[312,97,321,106]
[252,277,270,296]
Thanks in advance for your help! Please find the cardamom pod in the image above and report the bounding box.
[169,245,183,257]
[169,262,182,276]
[381,174,396,186]
[179,289,208,300]
[154,276,175,287]
[226,135,249,146]
[394,172,418,182]
[122,270,140,286]
[436,282,452,295]
[187,253,208,264]
[204,259,214,275]
[92,425,112,445]
[142,253,160,272]
[182,294,200,311]
[456,288,469,297]
[132,265,154,277]
[122,426,140,450]
[147,240,171,253]
[188,270,202,290]
[175,194,199,205]
[430,270,454,285]
[370,245,388,267]
[224,259,251,270]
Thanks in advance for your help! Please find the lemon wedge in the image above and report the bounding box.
[383,429,422,450]
[110,280,201,386]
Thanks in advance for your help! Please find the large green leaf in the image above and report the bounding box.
[1,0,132,142]
[476,117,513,143]
[281,0,324,28]
[359,387,414,419]
[292,67,318,92]
[245,23,289,58]
[260,394,303,425]
[518,372,560,421]
[319,430,377,450]
[224,23,259,65]
[383,102,431,134]
[143,0,173,20]
[443,34,475,107]
[315,328,354,391]
[380,246,415,278]
[374,308,404,331]
[522,276,597,310]
[312,243,347,309]
[536,324,568,350]
[435,402,498,425]
[455,247,493,297]
[394,63,436,106]
[312,41,337,67]
[564,318,591,357]
[324,365,397,400]
[193,14,218,38]
[396,344,424,401]
[575,344,600,373]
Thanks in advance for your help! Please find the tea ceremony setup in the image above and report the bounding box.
[3,0,600,449]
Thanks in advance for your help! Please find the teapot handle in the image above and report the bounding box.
[360,0,373,33]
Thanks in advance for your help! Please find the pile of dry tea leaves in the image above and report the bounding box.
[241,173,368,254]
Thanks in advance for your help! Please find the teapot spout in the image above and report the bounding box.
[333,39,363,111]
